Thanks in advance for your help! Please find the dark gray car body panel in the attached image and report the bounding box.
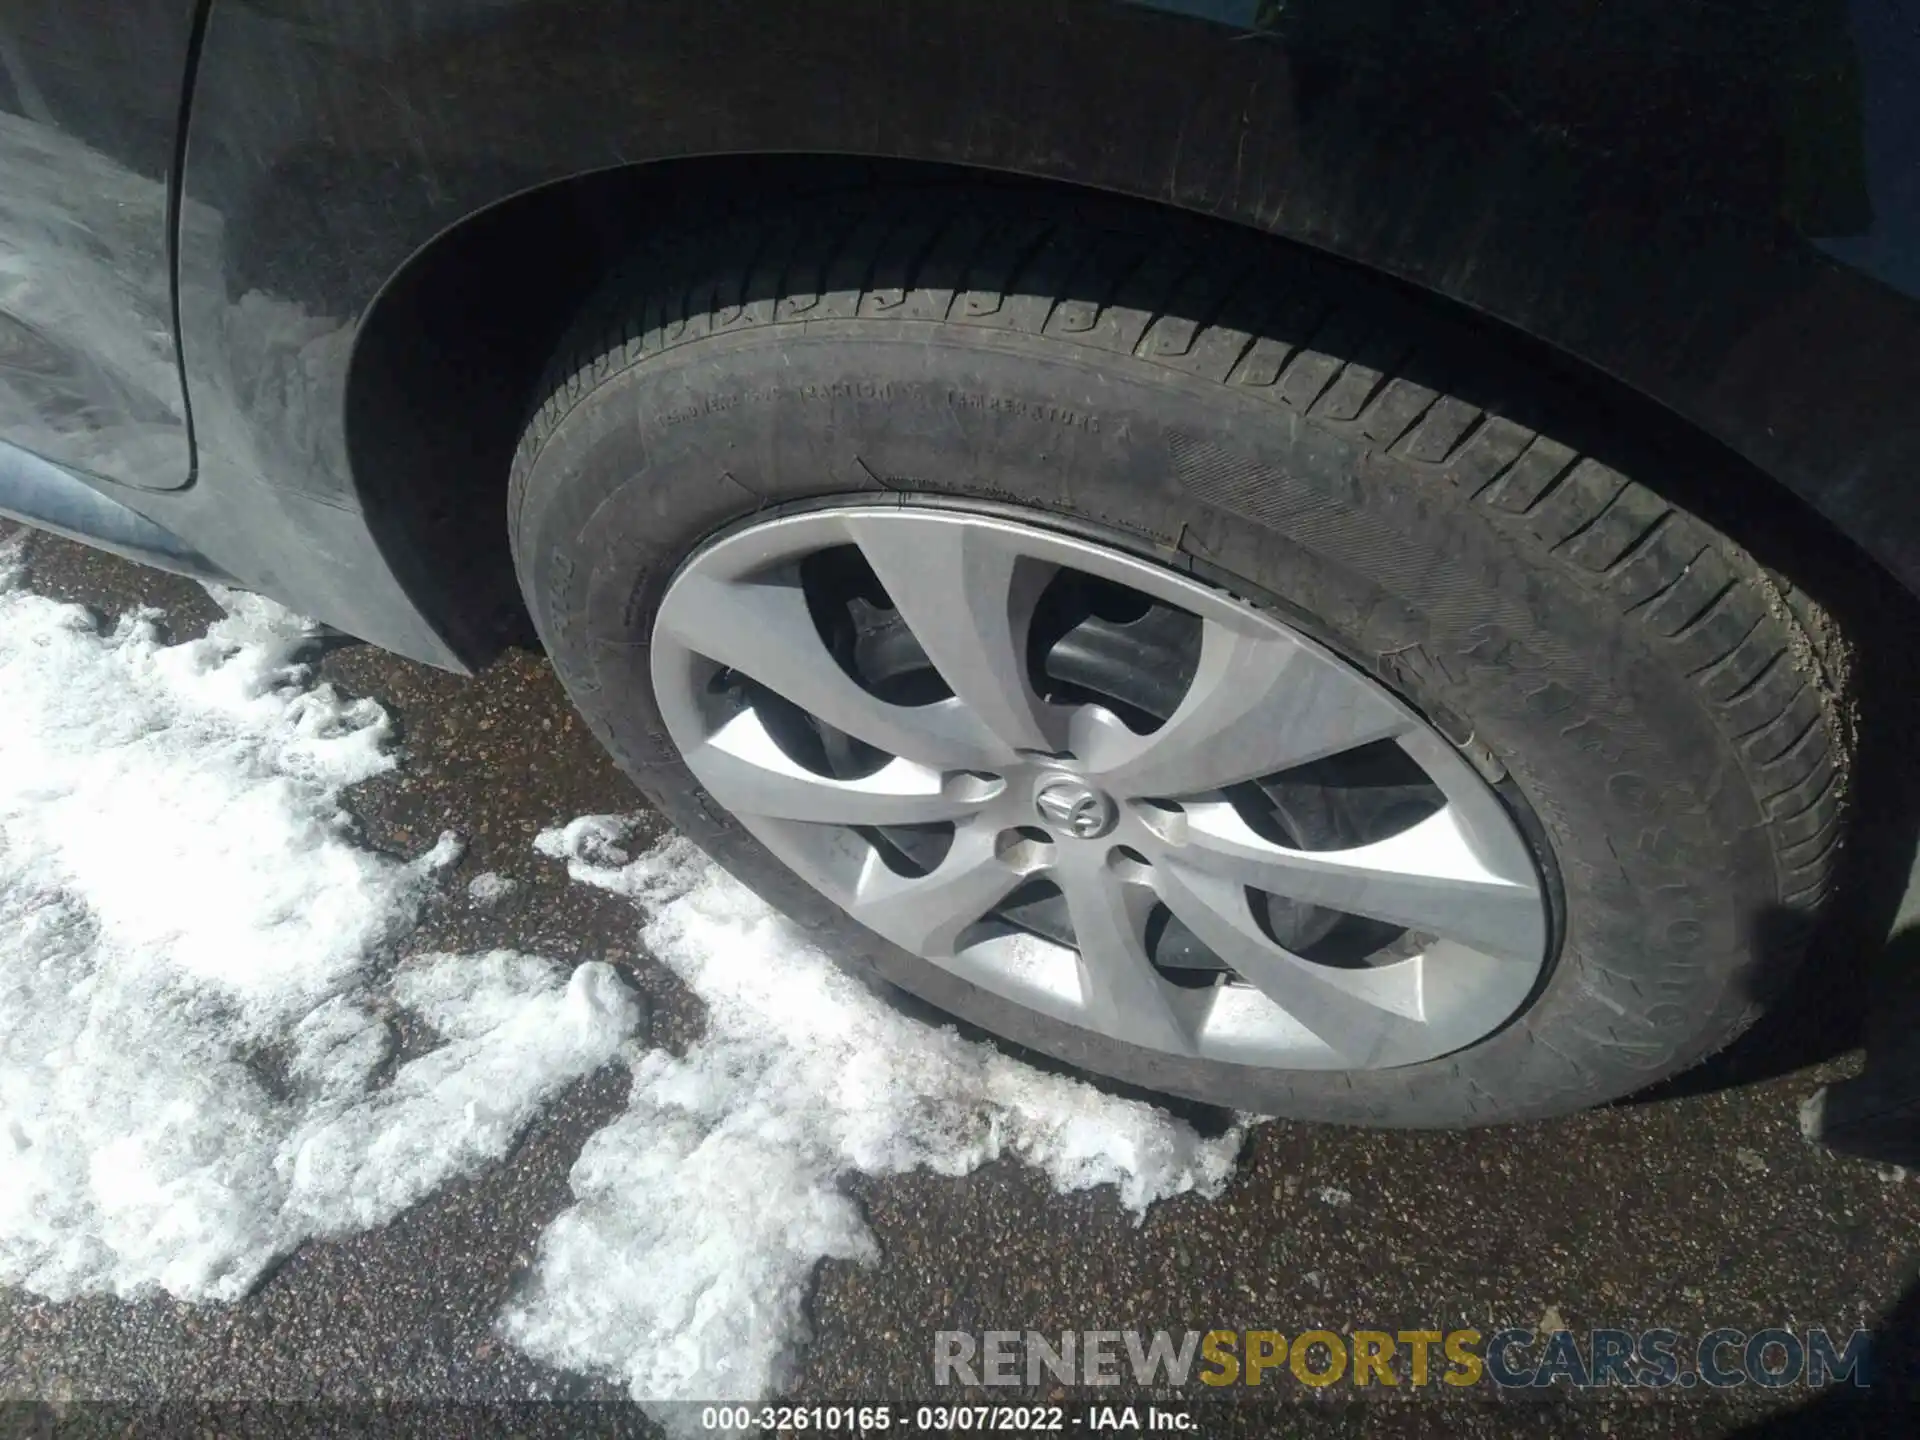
[1,0,1916,670]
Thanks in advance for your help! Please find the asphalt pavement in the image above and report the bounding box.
[3,528,1917,1439]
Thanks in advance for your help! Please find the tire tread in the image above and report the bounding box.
[507,187,1851,1076]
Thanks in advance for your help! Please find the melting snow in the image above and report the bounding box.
[0,541,638,1299]
[466,871,518,908]
[505,817,1243,1406]
[0,535,1239,1413]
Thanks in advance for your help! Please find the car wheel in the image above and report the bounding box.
[508,187,1851,1126]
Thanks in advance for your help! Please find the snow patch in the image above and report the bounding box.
[276,954,641,1240]
[0,544,1238,1410]
[466,871,518,908]
[506,819,1242,1409]
[0,559,639,1298]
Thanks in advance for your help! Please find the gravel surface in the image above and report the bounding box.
[2,528,1916,1438]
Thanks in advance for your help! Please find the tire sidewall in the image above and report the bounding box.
[516,319,1775,1126]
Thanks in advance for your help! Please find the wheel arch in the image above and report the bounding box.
[342,149,1897,669]
[168,0,1920,669]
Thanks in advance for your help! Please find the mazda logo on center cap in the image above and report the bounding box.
[1034,777,1118,839]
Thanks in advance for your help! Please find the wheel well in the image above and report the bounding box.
[342,152,1894,672]
[344,156,969,664]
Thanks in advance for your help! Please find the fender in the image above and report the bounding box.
[153,0,1920,658]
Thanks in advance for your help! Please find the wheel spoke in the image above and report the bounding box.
[656,570,1005,767]
[1077,614,1410,799]
[651,505,1552,1073]
[686,711,994,825]
[845,513,1067,755]
[1053,849,1197,1055]
[1162,802,1546,962]
[1154,862,1433,1066]
[846,825,1027,957]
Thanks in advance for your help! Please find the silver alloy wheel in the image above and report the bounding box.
[650,504,1550,1071]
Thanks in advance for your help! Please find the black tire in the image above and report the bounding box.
[508,186,1851,1127]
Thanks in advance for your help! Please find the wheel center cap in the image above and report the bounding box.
[1034,776,1118,839]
